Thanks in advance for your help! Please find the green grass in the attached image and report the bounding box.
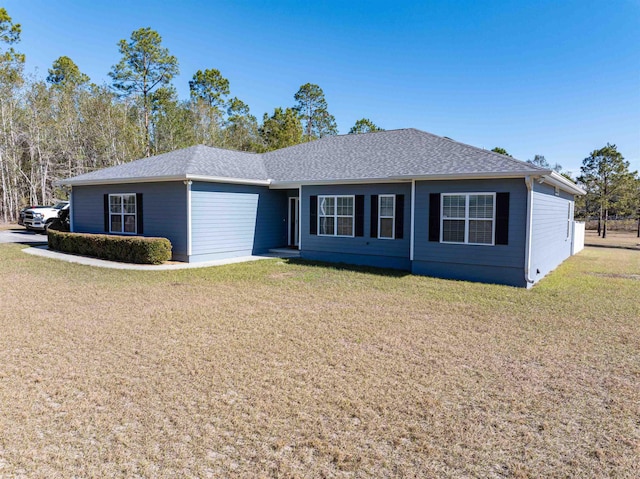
[0,243,638,478]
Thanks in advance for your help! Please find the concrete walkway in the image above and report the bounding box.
[22,245,286,271]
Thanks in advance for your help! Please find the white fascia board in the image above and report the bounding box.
[56,176,187,186]
[393,170,585,196]
[59,175,271,187]
[271,172,544,189]
[271,177,412,188]
[542,171,586,195]
[185,175,271,186]
[389,171,545,181]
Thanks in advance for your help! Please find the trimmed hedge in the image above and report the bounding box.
[47,230,172,265]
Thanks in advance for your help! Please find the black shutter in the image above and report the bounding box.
[370,195,378,238]
[355,195,364,237]
[395,194,404,239]
[495,192,509,245]
[103,194,109,232]
[428,193,440,242]
[310,195,318,235]
[136,193,144,235]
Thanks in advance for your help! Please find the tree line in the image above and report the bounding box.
[0,9,382,221]
[1,7,637,235]
[491,146,640,237]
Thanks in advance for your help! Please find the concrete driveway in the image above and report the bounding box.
[0,227,48,244]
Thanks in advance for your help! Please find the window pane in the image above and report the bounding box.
[443,195,465,218]
[109,196,122,214]
[319,197,334,215]
[319,217,334,235]
[380,218,393,238]
[442,219,465,242]
[110,214,122,232]
[336,216,353,236]
[123,195,136,214]
[380,196,394,217]
[336,196,353,215]
[469,220,492,244]
[124,215,136,233]
[469,195,493,219]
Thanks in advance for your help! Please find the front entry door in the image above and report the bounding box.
[288,197,299,247]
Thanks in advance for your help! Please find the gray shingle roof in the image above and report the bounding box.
[63,144,267,184]
[62,128,547,185]
[262,128,545,181]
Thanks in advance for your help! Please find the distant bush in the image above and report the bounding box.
[584,219,638,231]
[47,230,172,264]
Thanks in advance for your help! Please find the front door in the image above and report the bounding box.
[288,197,299,248]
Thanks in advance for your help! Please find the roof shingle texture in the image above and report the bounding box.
[63,129,545,184]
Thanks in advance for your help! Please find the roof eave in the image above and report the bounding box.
[541,171,586,195]
[270,177,412,188]
[58,174,271,187]
[389,170,543,181]
[271,171,544,188]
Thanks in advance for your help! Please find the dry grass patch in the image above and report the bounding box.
[585,229,640,249]
[0,223,20,231]
[0,244,639,478]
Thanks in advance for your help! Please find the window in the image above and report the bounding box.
[441,193,495,245]
[318,195,354,237]
[109,194,137,234]
[378,194,395,239]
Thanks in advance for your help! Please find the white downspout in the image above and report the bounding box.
[185,180,192,257]
[410,179,415,261]
[524,176,535,284]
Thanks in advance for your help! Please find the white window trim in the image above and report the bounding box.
[378,194,395,240]
[440,192,496,246]
[109,193,137,235]
[317,195,355,238]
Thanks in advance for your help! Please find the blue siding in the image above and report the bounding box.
[190,182,288,262]
[529,182,574,284]
[300,183,412,270]
[412,179,528,287]
[72,182,188,261]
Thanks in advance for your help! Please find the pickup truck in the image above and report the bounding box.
[18,205,46,226]
[23,201,69,232]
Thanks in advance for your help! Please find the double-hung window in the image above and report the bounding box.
[441,193,495,245]
[318,195,354,237]
[378,194,395,239]
[109,193,137,234]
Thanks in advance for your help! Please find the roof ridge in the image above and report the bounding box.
[262,128,417,157]
[184,144,208,172]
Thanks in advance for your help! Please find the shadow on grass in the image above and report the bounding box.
[283,257,411,278]
[584,243,640,251]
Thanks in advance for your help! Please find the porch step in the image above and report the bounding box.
[267,248,301,258]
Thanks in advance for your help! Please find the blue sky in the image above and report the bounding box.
[5,0,640,176]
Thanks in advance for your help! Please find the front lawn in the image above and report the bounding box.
[584,229,640,250]
[0,244,638,477]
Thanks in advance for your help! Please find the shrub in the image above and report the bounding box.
[47,230,172,265]
[585,219,638,231]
